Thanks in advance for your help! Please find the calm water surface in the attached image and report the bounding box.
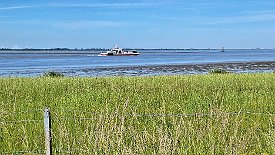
[0,49,274,77]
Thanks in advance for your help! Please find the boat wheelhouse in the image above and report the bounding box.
[99,46,139,56]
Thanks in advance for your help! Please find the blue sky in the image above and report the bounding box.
[0,0,275,49]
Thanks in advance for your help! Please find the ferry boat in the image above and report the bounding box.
[99,45,139,56]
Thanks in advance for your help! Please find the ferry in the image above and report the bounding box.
[99,46,139,56]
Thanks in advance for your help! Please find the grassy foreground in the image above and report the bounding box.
[0,73,274,154]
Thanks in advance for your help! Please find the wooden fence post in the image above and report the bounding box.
[44,108,52,155]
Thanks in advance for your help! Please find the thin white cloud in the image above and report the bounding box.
[0,2,161,11]
[49,2,159,8]
[53,20,128,30]
[0,18,127,30]
[201,13,275,25]
[0,6,36,10]
[161,11,275,25]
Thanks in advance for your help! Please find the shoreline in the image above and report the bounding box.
[77,61,275,76]
[0,61,274,77]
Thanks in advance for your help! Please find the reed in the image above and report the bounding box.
[0,73,274,154]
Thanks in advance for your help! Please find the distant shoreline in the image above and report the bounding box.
[0,48,274,51]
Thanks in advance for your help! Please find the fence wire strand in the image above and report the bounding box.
[0,119,43,124]
[59,109,98,115]
[1,110,274,124]
[0,109,43,115]
[50,111,275,121]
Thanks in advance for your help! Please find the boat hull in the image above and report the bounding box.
[99,53,139,56]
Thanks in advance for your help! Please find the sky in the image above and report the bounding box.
[0,0,275,49]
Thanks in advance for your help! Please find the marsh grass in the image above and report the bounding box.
[209,68,230,74]
[42,71,64,77]
[0,73,274,154]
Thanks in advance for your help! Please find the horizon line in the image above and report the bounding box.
[0,47,273,50]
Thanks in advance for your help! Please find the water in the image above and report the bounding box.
[0,49,274,77]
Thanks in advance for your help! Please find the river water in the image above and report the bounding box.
[0,49,274,77]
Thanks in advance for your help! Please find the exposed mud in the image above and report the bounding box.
[67,61,275,76]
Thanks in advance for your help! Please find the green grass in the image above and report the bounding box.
[0,73,274,154]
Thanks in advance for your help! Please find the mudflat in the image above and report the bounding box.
[78,61,275,76]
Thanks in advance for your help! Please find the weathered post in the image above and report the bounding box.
[44,108,52,155]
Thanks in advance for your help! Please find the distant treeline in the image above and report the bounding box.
[0,48,220,51]
[0,47,270,51]
[0,48,106,51]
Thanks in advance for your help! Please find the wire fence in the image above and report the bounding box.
[1,108,275,154]
[1,112,274,123]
